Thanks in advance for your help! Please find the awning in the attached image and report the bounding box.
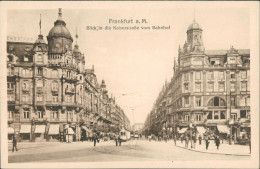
[196,126,206,135]
[48,125,60,135]
[240,123,251,128]
[217,125,230,134]
[20,125,31,134]
[178,127,188,133]
[68,128,74,135]
[34,125,46,133]
[8,127,14,134]
[82,126,92,133]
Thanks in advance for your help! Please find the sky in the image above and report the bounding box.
[7,6,249,125]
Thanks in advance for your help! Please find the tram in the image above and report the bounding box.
[134,131,139,138]
[119,128,131,142]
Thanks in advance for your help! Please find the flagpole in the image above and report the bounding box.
[39,14,42,35]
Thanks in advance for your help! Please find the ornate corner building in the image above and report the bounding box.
[144,19,250,143]
[7,9,130,142]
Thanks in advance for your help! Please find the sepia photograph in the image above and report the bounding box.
[0,1,259,168]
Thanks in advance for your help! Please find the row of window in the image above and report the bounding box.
[8,111,74,119]
[182,110,250,122]
[183,96,250,107]
[183,81,248,92]
[183,71,248,81]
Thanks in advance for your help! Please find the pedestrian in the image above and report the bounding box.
[118,135,121,146]
[181,134,183,144]
[185,134,189,148]
[93,133,97,146]
[115,135,118,146]
[173,134,177,146]
[192,133,196,149]
[12,135,18,152]
[198,135,202,145]
[215,135,220,150]
[205,135,210,150]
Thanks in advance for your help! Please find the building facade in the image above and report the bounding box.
[144,19,250,143]
[7,9,130,142]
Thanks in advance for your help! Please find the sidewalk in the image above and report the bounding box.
[8,140,115,156]
[175,140,250,156]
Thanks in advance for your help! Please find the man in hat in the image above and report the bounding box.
[12,135,18,152]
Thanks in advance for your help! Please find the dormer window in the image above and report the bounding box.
[24,55,29,62]
[229,58,236,64]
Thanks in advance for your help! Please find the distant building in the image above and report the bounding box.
[132,123,144,132]
[7,9,130,142]
[144,19,250,142]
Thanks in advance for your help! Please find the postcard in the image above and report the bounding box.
[0,1,259,168]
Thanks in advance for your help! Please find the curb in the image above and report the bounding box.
[176,145,251,156]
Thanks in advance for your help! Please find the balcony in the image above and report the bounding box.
[8,101,15,104]
[22,88,30,93]
[7,89,14,94]
[65,88,75,95]
[51,88,58,94]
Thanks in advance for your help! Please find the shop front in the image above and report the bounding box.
[34,125,46,141]
[48,124,60,141]
[19,124,31,141]
[8,127,14,142]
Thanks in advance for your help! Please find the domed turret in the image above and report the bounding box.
[34,34,47,52]
[73,28,82,60]
[186,19,204,53]
[35,34,46,44]
[187,20,202,31]
[47,8,73,54]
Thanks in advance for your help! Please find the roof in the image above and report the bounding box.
[205,49,250,56]
[187,21,202,31]
[7,41,34,61]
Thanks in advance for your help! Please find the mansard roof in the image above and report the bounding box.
[205,49,250,56]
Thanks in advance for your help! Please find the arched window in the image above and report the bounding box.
[207,97,226,107]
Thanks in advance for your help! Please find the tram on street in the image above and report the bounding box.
[119,128,131,142]
[134,131,139,138]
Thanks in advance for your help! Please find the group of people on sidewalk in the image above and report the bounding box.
[178,133,221,150]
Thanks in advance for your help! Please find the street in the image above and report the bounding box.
[8,139,250,163]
